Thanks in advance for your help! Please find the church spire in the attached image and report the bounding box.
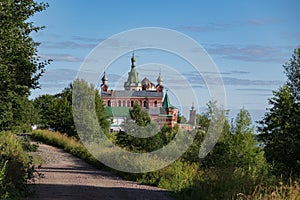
[102,71,108,82]
[101,71,108,92]
[131,50,136,68]
[157,72,163,85]
[162,91,172,109]
[124,51,142,90]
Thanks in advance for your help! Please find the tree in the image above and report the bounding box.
[229,109,268,177]
[71,79,110,139]
[258,47,300,178]
[0,0,50,131]
[177,112,187,124]
[192,109,269,199]
[94,90,110,133]
[284,47,300,102]
[258,86,300,177]
[34,87,76,137]
[33,94,55,128]
[34,80,110,137]
[129,103,151,127]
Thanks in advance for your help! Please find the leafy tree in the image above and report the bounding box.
[72,79,110,139]
[177,112,187,124]
[95,90,110,133]
[191,109,269,199]
[34,88,76,136]
[182,101,228,163]
[33,94,56,128]
[115,105,181,152]
[34,80,110,137]
[229,109,268,177]
[0,0,50,131]
[129,103,151,127]
[258,47,300,178]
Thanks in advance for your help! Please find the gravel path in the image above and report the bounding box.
[25,143,173,200]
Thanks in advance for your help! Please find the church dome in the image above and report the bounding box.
[157,73,163,85]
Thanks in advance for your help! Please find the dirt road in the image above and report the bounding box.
[26,143,173,200]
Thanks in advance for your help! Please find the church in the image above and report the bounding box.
[100,52,196,132]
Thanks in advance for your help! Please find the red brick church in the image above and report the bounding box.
[100,52,178,131]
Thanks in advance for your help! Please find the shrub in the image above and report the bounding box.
[0,131,34,199]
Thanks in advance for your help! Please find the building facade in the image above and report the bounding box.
[100,53,178,130]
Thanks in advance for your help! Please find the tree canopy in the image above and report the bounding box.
[0,0,50,132]
[258,46,300,178]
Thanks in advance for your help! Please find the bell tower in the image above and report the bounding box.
[189,103,196,126]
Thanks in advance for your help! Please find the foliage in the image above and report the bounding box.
[258,47,300,178]
[115,122,177,153]
[0,131,34,199]
[129,102,151,126]
[72,79,110,142]
[0,159,9,199]
[94,87,111,133]
[284,47,300,102]
[177,112,187,124]
[0,0,50,131]
[179,108,270,199]
[34,79,110,138]
[157,160,199,192]
[34,84,76,137]
[18,136,38,152]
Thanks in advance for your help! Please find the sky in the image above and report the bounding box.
[30,0,300,123]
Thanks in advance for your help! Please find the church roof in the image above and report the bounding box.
[101,90,163,98]
[105,106,130,117]
[162,92,172,109]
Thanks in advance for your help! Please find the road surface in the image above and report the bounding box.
[26,143,173,200]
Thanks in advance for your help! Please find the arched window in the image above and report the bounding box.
[108,100,111,107]
[154,101,158,107]
[123,101,126,106]
[127,100,130,107]
[118,100,121,107]
[131,101,134,107]
[140,100,142,106]
[144,101,147,108]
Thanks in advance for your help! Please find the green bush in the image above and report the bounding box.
[0,131,34,199]
[0,159,9,199]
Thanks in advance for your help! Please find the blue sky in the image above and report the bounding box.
[30,0,300,122]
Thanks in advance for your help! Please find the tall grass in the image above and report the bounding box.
[0,159,9,199]
[31,130,104,169]
[31,130,199,192]
[247,179,300,200]
[0,131,34,199]
[31,130,300,200]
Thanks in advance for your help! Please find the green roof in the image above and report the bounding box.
[162,92,172,109]
[105,107,130,117]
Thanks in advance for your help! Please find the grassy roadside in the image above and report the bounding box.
[0,132,37,199]
[31,130,105,170]
[31,129,300,200]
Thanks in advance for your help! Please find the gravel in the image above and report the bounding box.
[25,143,174,200]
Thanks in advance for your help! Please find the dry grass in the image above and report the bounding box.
[236,179,300,200]
[31,130,103,169]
